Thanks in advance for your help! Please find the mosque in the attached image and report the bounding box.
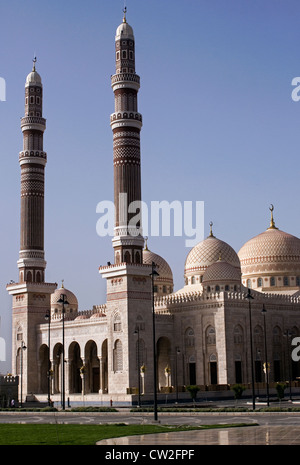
[6,11,300,405]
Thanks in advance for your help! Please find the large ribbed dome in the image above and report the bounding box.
[238,208,300,290]
[184,226,240,279]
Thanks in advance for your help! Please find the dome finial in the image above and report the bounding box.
[144,236,149,251]
[61,279,64,289]
[209,221,215,238]
[268,204,278,230]
[123,5,127,23]
[32,56,37,72]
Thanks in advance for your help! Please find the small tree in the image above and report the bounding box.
[231,384,246,400]
[276,383,286,403]
[186,385,200,406]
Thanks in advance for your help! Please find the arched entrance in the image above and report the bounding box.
[68,342,83,393]
[39,344,49,394]
[157,337,171,390]
[84,340,100,393]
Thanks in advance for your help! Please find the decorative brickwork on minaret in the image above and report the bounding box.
[111,9,144,265]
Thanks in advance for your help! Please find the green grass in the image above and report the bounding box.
[0,423,255,445]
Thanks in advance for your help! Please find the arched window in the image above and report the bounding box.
[257,278,263,287]
[270,277,276,287]
[191,276,195,284]
[247,279,252,289]
[225,285,229,291]
[113,313,122,332]
[124,251,130,263]
[296,276,300,286]
[184,327,195,347]
[215,285,220,292]
[283,276,289,286]
[113,339,123,372]
[206,326,216,345]
[234,325,243,344]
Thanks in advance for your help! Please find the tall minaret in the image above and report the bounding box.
[111,8,144,265]
[18,58,47,283]
[7,60,56,400]
[100,13,154,398]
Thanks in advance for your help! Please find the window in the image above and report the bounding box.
[297,277,300,286]
[257,278,263,287]
[206,326,216,345]
[122,50,127,59]
[215,285,220,292]
[270,277,276,286]
[113,339,123,371]
[129,50,134,60]
[116,51,120,60]
[247,279,252,289]
[225,285,229,291]
[30,96,34,104]
[191,276,195,284]
[36,96,40,105]
[113,313,122,332]
[283,276,289,286]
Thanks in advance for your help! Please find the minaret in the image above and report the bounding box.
[7,60,56,400]
[100,13,154,398]
[18,58,47,283]
[111,7,144,265]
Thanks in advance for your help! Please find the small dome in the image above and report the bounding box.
[51,285,78,307]
[116,19,134,40]
[203,260,241,284]
[143,242,173,295]
[184,225,240,279]
[26,70,42,87]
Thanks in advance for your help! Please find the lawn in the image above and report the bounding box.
[0,423,254,445]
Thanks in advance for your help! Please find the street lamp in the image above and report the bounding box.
[45,311,51,406]
[134,327,141,407]
[150,261,159,421]
[20,341,27,408]
[245,288,255,410]
[57,293,69,410]
[261,304,270,406]
[284,329,292,400]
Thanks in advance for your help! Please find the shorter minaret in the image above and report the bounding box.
[7,60,57,402]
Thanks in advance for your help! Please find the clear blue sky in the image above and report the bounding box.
[1,0,300,372]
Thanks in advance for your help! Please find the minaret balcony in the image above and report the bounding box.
[21,116,46,132]
[111,73,140,91]
[110,111,142,130]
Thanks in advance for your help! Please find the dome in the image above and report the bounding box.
[184,225,241,280]
[238,207,300,290]
[202,259,241,284]
[116,15,134,40]
[143,241,173,295]
[51,285,78,308]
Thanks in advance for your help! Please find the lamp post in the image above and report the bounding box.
[57,293,69,410]
[20,341,27,408]
[284,329,292,400]
[261,304,270,406]
[134,327,141,407]
[45,311,51,406]
[150,261,159,421]
[245,288,255,410]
